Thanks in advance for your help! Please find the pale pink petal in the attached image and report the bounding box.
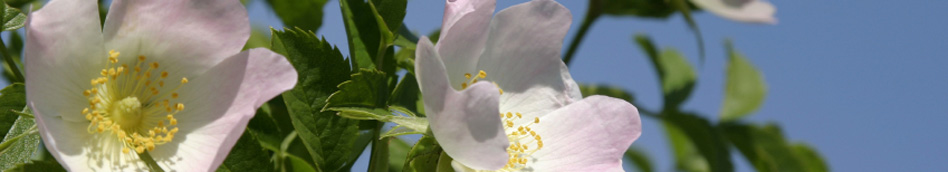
[33,107,148,171]
[148,49,297,171]
[416,37,509,170]
[529,96,641,171]
[691,0,777,24]
[436,0,495,90]
[25,0,106,122]
[475,0,582,123]
[102,0,250,76]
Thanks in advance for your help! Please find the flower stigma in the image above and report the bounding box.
[459,70,543,170]
[83,50,187,154]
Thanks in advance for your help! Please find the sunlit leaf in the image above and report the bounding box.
[720,41,767,121]
[0,2,26,31]
[0,114,39,170]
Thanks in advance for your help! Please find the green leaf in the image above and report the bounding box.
[271,28,362,172]
[5,160,65,172]
[324,69,389,111]
[3,0,36,9]
[721,123,827,172]
[266,0,328,32]
[625,147,654,172]
[387,138,411,172]
[0,115,39,171]
[401,135,442,172]
[217,130,274,172]
[248,103,286,151]
[394,25,418,49]
[339,132,374,171]
[279,132,320,172]
[0,2,26,31]
[284,152,319,172]
[669,0,706,64]
[339,0,382,70]
[388,74,421,115]
[790,143,829,172]
[635,35,697,110]
[720,41,767,121]
[0,84,25,137]
[578,84,635,103]
[243,27,272,50]
[333,107,391,121]
[663,112,732,172]
[370,0,406,34]
[600,0,678,18]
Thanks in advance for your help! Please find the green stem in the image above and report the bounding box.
[366,122,388,172]
[376,42,389,71]
[562,0,602,66]
[0,38,24,82]
[137,151,166,172]
[0,125,36,153]
[11,109,32,118]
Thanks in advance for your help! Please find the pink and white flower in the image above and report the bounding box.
[24,0,297,171]
[691,0,777,24]
[415,0,642,171]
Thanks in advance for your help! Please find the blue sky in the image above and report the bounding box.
[237,0,942,171]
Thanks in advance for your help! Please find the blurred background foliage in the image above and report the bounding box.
[0,0,828,171]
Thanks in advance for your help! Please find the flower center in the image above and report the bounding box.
[82,50,188,154]
[459,70,544,170]
[110,97,143,128]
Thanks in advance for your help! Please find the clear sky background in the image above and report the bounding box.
[253,0,943,171]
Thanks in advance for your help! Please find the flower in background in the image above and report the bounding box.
[25,0,296,171]
[415,0,642,171]
[691,0,777,24]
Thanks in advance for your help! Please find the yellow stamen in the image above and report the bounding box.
[79,50,190,154]
[501,111,544,170]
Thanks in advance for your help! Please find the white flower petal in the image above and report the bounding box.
[437,0,495,90]
[416,38,509,170]
[691,0,777,24]
[475,0,582,121]
[25,0,106,122]
[33,109,148,171]
[529,96,641,171]
[149,49,296,171]
[103,0,250,76]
